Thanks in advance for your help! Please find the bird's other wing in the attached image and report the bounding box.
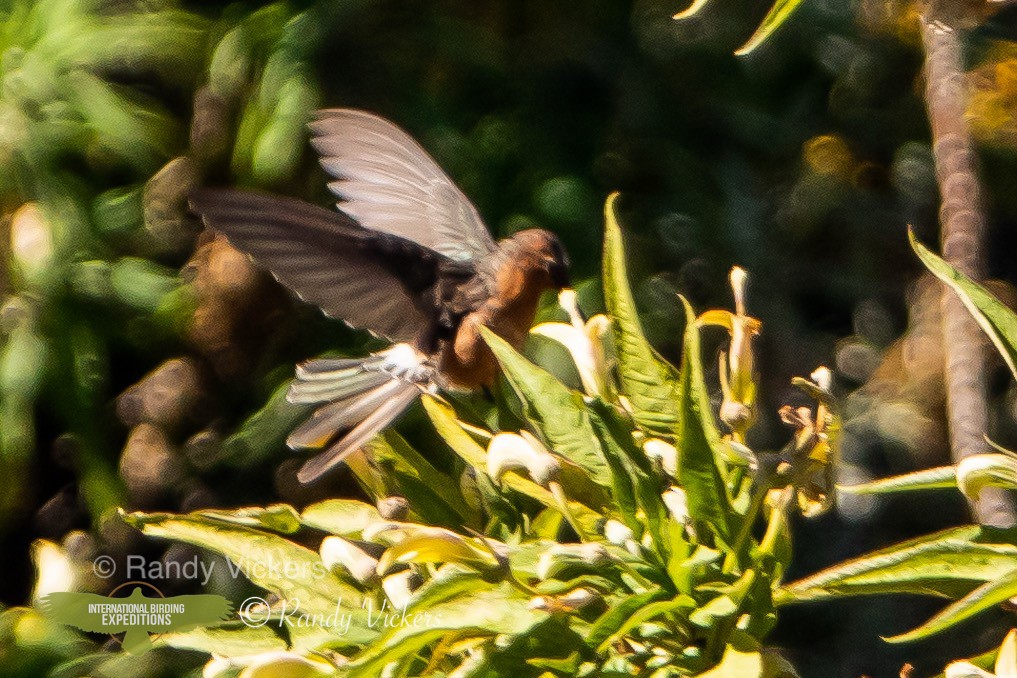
[190,189,452,344]
[38,592,121,632]
[163,594,234,631]
[309,109,499,263]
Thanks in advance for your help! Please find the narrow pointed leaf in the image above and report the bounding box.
[422,395,603,532]
[837,467,957,495]
[911,231,1017,382]
[480,327,613,487]
[778,526,1017,604]
[735,0,808,56]
[675,297,733,544]
[300,499,383,538]
[121,510,371,629]
[885,567,1017,643]
[602,193,681,437]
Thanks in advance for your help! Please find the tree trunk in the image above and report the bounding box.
[920,15,1016,527]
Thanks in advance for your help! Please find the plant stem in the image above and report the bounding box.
[920,12,1016,527]
[548,481,591,541]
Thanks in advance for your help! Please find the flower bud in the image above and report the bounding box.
[377,496,410,521]
[643,438,677,476]
[663,487,690,524]
[528,587,601,613]
[536,543,611,580]
[382,570,421,610]
[486,432,561,487]
[320,536,379,585]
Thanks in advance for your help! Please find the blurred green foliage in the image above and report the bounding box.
[2,0,1017,676]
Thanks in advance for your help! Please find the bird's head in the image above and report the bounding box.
[509,229,571,290]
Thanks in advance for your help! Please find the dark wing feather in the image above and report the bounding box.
[309,109,498,263]
[190,189,451,344]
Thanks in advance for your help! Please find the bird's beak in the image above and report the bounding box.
[549,261,571,289]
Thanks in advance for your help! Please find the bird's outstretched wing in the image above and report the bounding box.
[309,109,499,263]
[191,189,454,344]
[39,592,119,633]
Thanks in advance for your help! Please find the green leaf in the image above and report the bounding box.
[196,504,301,534]
[697,640,763,677]
[480,327,613,488]
[158,621,288,655]
[886,566,1017,643]
[219,380,310,467]
[602,193,681,438]
[735,0,808,56]
[121,510,373,636]
[372,525,503,575]
[586,398,670,558]
[595,596,696,652]
[423,395,604,533]
[837,467,957,495]
[586,589,669,649]
[675,297,733,545]
[64,71,177,171]
[345,583,547,677]
[368,429,479,530]
[300,499,382,538]
[777,525,1016,604]
[911,231,1017,382]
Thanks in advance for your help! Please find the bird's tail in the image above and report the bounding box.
[286,343,435,483]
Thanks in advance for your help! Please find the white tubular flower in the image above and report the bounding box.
[643,438,678,477]
[536,543,611,580]
[530,289,613,398]
[603,519,634,545]
[320,536,379,585]
[603,518,641,556]
[382,570,420,611]
[956,454,1017,503]
[486,431,561,487]
[662,487,690,524]
[701,267,761,437]
[944,661,995,678]
[995,629,1017,678]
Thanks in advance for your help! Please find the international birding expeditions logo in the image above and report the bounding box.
[39,581,232,654]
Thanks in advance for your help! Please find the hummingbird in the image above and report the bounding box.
[190,109,571,483]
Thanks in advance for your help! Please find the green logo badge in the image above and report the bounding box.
[40,583,233,654]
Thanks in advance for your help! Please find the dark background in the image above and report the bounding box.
[4,1,1017,675]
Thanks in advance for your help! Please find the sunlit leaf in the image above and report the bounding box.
[885,567,1017,643]
[594,595,695,652]
[344,584,547,677]
[911,230,1017,382]
[837,467,957,495]
[196,505,301,534]
[121,509,372,634]
[480,327,613,487]
[778,526,1016,604]
[602,193,681,437]
[300,499,383,538]
[423,396,604,533]
[675,297,733,545]
[697,639,763,677]
[158,622,288,656]
[735,0,808,56]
